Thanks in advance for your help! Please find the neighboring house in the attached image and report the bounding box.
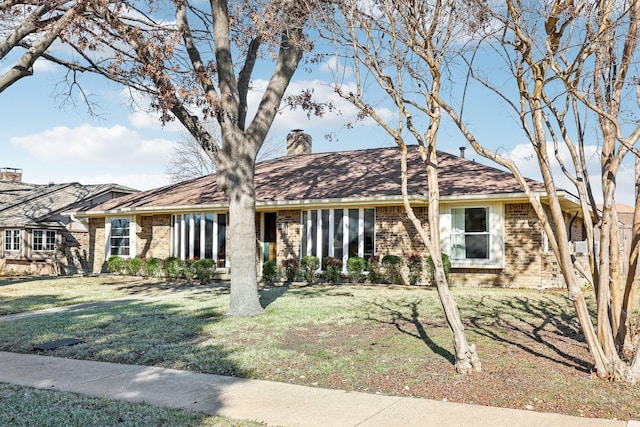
[75,132,589,288]
[0,168,137,275]
[596,203,636,277]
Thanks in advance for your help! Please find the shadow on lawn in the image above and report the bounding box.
[1,298,247,413]
[366,298,456,365]
[0,276,64,287]
[111,278,231,297]
[259,284,289,308]
[0,294,104,317]
[459,294,592,373]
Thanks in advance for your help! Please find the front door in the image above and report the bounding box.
[263,212,277,262]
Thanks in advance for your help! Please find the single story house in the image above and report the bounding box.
[0,168,137,275]
[73,131,589,288]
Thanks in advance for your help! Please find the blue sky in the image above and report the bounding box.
[1,44,636,206]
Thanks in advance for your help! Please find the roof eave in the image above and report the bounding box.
[67,190,584,217]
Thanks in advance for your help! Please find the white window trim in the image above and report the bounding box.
[170,213,228,267]
[301,207,375,272]
[440,203,504,269]
[105,217,135,258]
[4,229,21,252]
[33,229,57,252]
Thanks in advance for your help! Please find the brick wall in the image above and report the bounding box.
[81,204,587,287]
[373,203,577,288]
[89,218,106,273]
[375,206,429,256]
[138,214,171,259]
[277,210,301,261]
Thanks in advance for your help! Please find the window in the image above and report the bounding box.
[171,213,227,267]
[301,208,375,270]
[451,207,489,260]
[4,229,20,252]
[33,230,56,251]
[110,218,130,256]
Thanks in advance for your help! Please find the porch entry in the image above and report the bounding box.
[263,212,277,262]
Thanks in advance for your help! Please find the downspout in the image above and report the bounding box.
[568,211,579,243]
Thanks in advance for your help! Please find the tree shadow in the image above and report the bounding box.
[0,298,250,416]
[259,284,289,308]
[366,298,456,365]
[110,278,231,298]
[0,276,63,287]
[459,293,592,373]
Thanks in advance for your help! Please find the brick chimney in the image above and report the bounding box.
[286,130,312,156]
[1,167,22,182]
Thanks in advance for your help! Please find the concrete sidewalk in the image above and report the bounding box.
[0,351,635,427]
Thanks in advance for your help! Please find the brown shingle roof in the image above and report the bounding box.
[91,146,546,212]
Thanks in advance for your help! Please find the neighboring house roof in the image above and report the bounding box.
[597,203,636,227]
[0,181,138,228]
[82,146,562,216]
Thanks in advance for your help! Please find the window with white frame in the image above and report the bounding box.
[301,208,375,269]
[4,229,20,252]
[451,207,490,260]
[110,218,131,256]
[171,213,227,267]
[33,230,56,251]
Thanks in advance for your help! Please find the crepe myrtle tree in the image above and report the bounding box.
[53,0,324,316]
[325,0,483,374]
[427,0,640,382]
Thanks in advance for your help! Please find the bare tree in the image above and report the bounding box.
[430,0,640,382]
[327,0,482,374]
[166,131,285,183]
[43,0,323,316]
[0,1,86,92]
[166,135,218,183]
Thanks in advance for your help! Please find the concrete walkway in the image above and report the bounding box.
[0,351,636,427]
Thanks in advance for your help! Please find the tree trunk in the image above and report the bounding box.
[218,145,264,317]
[400,145,481,374]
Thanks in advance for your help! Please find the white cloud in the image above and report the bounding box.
[506,142,635,206]
[246,79,393,134]
[127,109,184,132]
[11,124,176,165]
[33,59,58,73]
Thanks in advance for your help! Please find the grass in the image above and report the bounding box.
[0,383,265,427]
[1,276,639,421]
[0,276,159,315]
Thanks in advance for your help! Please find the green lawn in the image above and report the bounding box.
[1,276,638,421]
[0,383,265,427]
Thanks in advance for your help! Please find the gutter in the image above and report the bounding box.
[65,190,583,218]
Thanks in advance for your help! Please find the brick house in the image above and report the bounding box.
[0,168,137,275]
[75,133,587,288]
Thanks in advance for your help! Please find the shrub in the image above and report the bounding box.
[347,257,366,284]
[425,253,452,284]
[282,258,299,282]
[144,257,161,277]
[182,259,197,280]
[106,255,125,274]
[125,257,143,276]
[163,256,181,278]
[324,257,342,284]
[366,254,382,284]
[381,254,403,284]
[406,253,423,286]
[262,260,278,283]
[194,258,215,282]
[300,256,319,284]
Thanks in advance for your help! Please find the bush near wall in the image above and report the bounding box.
[106,256,221,282]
